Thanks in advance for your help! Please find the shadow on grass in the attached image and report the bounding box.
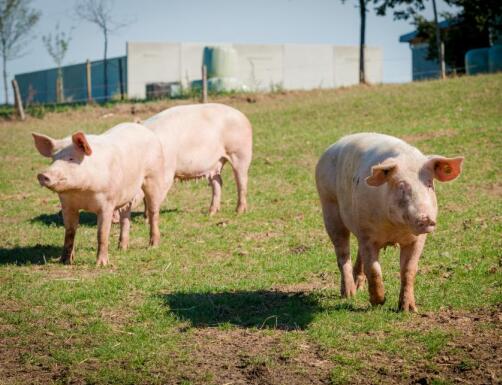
[160,290,333,330]
[30,208,180,227]
[30,211,96,227]
[0,244,61,265]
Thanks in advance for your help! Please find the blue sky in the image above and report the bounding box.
[6,0,455,102]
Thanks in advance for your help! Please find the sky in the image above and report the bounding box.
[5,0,456,103]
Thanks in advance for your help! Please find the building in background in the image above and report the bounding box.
[14,42,383,104]
[400,19,502,80]
[399,20,454,81]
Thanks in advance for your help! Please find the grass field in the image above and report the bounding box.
[0,74,501,385]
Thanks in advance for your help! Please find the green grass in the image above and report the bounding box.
[0,74,501,384]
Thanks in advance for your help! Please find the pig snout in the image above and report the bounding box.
[37,171,65,190]
[37,172,53,187]
[415,214,436,234]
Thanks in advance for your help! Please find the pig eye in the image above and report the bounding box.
[426,180,434,190]
[69,157,74,162]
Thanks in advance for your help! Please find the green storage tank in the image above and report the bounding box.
[465,48,490,75]
[202,46,241,91]
[488,45,502,73]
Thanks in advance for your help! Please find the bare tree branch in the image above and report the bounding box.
[42,23,72,103]
[75,0,132,101]
[0,0,41,104]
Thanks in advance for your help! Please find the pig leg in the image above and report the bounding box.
[61,207,79,264]
[142,179,165,247]
[359,241,385,306]
[320,197,356,297]
[209,174,223,215]
[353,250,366,290]
[112,210,120,224]
[398,235,426,312]
[96,207,113,266]
[118,206,131,251]
[143,170,173,222]
[229,153,251,214]
[142,197,148,221]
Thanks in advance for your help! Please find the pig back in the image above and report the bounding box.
[143,104,252,178]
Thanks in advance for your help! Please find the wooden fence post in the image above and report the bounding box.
[201,65,208,103]
[86,59,93,103]
[11,79,26,120]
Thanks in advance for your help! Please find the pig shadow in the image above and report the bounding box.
[160,290,329,330]
[30,211,97,227]
[0,244,61,265]
[30,208,180,227]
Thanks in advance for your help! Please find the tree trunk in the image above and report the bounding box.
[3,54,8,105]
[56,67,64,103]
[359,0,366,84]
[104,29,108,102]
[432,0,446,79]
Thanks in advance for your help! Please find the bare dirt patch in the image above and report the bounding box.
[169,304,501,385]
[177,328,332,385]
[273,271,336,293]
[352,306,502,385]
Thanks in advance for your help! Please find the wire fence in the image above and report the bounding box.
[12,56,495,107]
[15,57,127,106]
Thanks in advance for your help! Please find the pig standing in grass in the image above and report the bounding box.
[315,133,463,311]
[126,103,253,216]
[32,123,166,266]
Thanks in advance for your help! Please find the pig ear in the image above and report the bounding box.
[426,156,464,182]
[365,161,398,187]
[72,131,92,156]
[32,132,56,157]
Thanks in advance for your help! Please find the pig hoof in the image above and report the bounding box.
[341,284,357,298]
[399,301,417,312]
[96,258,108,267]
[236,205,247,214]
[370,296,386,306]
[354,275,366,290]
[119,243,128,251]
[209,207,219,216]
[60,255,74,265]
[149,239,160,248]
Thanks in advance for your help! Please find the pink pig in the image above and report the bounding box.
[315,133,463,311]
[117,103,253,219]
[33,123,166,266]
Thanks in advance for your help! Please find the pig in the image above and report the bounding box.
[32,123,166,266]
[315,133,463,311]
[124,103,253,216]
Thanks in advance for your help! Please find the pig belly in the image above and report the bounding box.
[174,147,226,180]
[114,182,144,208]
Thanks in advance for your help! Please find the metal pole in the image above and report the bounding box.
[432,0,446,79]
[201,65,208,103]
[11,79,26,120]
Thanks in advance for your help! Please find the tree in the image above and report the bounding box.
[375,0,502,75]
[0,0,40,104]
[75,0,130,102]
[42,23,72,103]
[342,0,371,84]
[374,0,445,78]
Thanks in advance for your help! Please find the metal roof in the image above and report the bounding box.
[399,19,456,43]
